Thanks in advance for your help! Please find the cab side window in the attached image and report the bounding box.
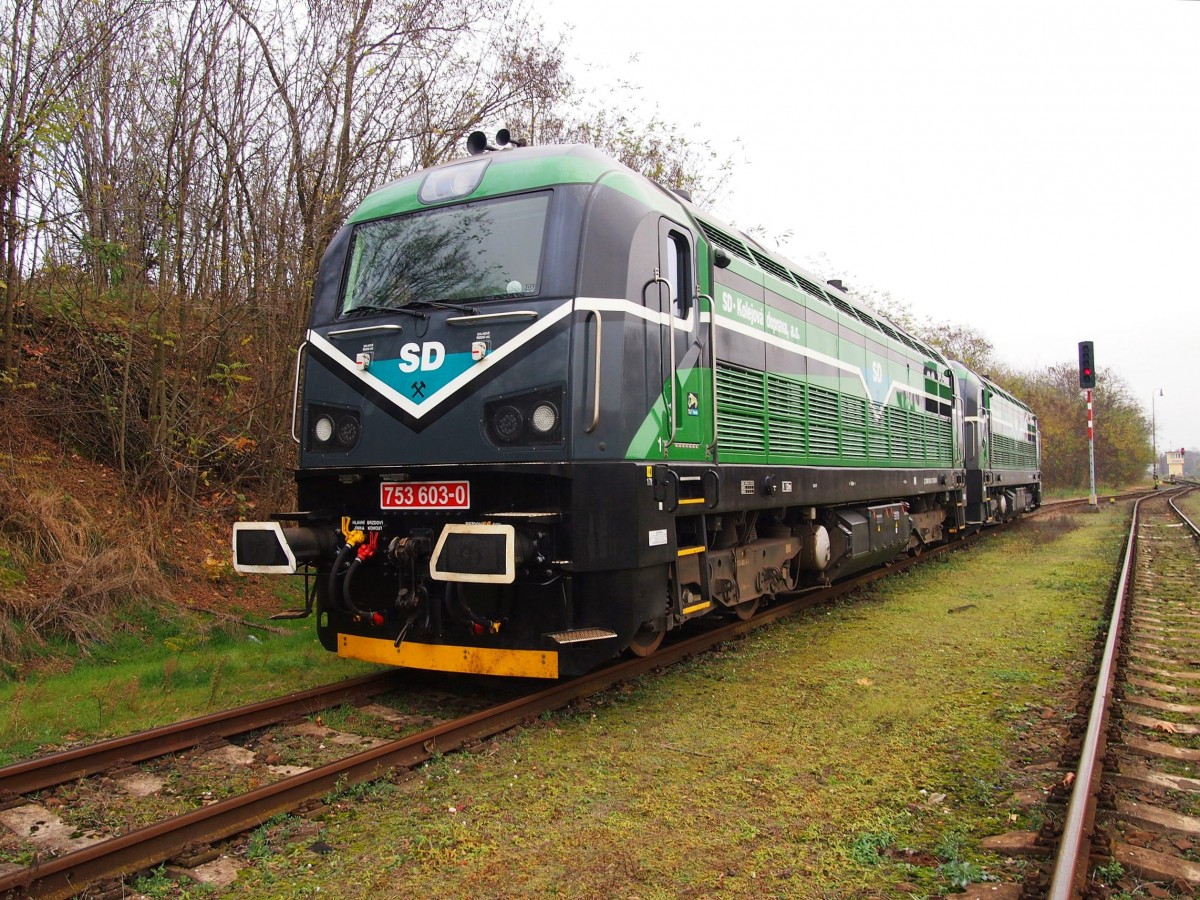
[665,229,692,318]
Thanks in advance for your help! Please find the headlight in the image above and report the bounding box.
[314,415,335,443]
[530,403,558,435]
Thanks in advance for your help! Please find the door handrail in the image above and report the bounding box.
[643,273,675,453]
[290,340,309,445]
[700,294,718,456]
[585,309,602,433]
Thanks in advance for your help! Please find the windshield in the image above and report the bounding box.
[340,192,549,315]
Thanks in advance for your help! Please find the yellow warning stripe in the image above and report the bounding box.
[338,634,558,678]
[682,600,712,615]
[677,546,706,557]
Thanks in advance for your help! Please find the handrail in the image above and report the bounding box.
[290,340,309,445]
[643,273,674,453]
[585,309,602,433]
[447,310,538,326]
[327,323,405,338]
[700,294,718,456]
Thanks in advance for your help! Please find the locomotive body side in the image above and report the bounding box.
[232,142,1039,678]
[953,364,1042,524]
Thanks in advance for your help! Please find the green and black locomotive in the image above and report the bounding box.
[233,137,1041,678]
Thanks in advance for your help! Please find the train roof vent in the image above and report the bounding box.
[750,249,795,285]
[827,294,857,317]
[853,307,882,333]
[915,342,939,360]
[791,272,831,303]
[697,220,753,263]
[877,321,902,342]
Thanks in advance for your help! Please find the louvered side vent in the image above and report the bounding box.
[750,250,795,285]
[991,434,1035,469]
[766,375,806,456]
[808,385,839,456]
[924,416,949,464]
[908,414,925,460]
[868,427,889,460]
[698,221,753,263]
[841,394,868,459]
[716,364,766,455]
[886,407,910,458]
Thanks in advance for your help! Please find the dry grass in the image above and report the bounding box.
[0,471,170,666]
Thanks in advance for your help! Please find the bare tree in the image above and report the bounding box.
[0,0,152,378]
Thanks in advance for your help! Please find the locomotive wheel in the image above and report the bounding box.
[734,598,760,621]
[628,626,665,657]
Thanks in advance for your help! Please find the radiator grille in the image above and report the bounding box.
[767,375,806,456]
[716,365,766,455]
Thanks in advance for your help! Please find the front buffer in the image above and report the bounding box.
[232,462,677,678]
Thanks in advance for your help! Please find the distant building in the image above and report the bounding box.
[1166,450,1185,478]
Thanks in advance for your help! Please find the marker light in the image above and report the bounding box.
[492,406,524,443]
[419,159,489,204]
[336,416,361,448]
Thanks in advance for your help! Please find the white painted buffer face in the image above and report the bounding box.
[429,523,517,583]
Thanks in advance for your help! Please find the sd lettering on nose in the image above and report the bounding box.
[397,341,445,373]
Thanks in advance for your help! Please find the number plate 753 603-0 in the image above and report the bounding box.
[380,481,470,510]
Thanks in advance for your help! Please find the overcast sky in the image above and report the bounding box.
[537,0,1199,454]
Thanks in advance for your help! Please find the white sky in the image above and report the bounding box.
[537,0,1200,453]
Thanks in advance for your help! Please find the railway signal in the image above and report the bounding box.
[1078,341,1096,389]
[1078,341,1097,506]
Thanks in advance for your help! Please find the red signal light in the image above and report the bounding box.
[1077,341,1096,389]
[370,612,385,627]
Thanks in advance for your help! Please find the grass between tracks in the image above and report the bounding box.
[0,576,379,766]
[1177,487,1200,524]
[188,506,1125,900]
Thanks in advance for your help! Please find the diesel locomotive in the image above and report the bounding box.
[232,136,1041,678]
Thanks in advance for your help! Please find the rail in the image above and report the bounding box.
[1047,485,1194,897]
[0,671,400,799]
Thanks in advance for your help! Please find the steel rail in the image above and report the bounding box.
[0,525,999,900]
[0,670,402,799]
[1167,485,1198,538]
[1046,488,1187,897]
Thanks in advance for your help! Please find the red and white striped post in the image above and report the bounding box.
[1086,389,1097,507]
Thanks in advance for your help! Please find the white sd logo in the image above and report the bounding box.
[397,341,445,373]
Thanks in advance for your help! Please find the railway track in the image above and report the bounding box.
[1047,486,1200,897]
[0,518,1011,899]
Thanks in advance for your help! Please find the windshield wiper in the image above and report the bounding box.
[340,303,428,321]
[408,299,480,315]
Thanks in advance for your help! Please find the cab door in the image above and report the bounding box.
[652,219,711,461]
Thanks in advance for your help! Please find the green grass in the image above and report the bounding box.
[1178,488,1200,524]
[0,597,380,765]
[226,506,1126,898]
